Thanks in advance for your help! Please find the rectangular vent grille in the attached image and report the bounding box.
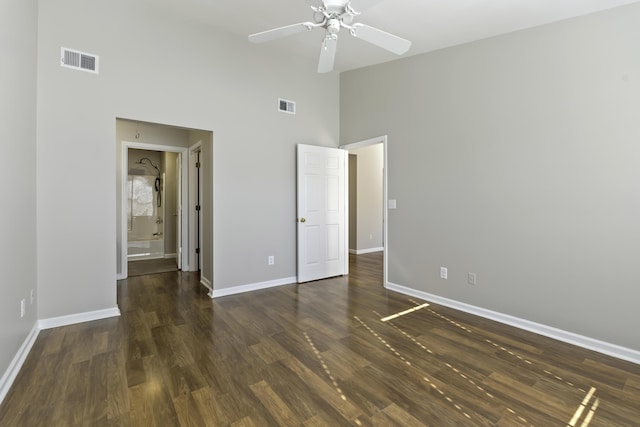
[61,47,99,74]
[278,98,296,114]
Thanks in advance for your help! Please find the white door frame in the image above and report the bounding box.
[119,141,189,279]
[340,135,389,288]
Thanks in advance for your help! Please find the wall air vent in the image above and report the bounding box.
[60,47,99,74]
[278,98,296,114]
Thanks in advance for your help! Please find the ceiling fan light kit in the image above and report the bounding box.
[248,0,411,73]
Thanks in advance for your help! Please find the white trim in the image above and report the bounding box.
[350,247,384,255]
[38,307,121,330]
[386,282,640,365]
[201,276,213,297]
[210,277,297,298]
[164,253,177,259]
[0,323,39,405]
[340,135,388,287]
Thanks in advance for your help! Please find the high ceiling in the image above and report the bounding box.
[145,0,640,73]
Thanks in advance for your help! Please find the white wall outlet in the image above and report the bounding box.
[20,299,26,318]
[440,267,448,280]
[268,255,275,266]
[468,272,476,285]
[30,289,35,304]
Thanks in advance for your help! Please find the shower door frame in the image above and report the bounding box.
[120,141,190,279]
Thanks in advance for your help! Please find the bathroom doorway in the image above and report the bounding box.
[116,118,213,283]
[126,148,180,276]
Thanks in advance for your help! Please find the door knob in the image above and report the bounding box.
[300,218,306,223]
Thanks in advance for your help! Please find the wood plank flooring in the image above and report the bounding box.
[127,257,178,277]
[1,252,639,426]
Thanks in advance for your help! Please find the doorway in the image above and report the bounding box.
[116,118,213,284]
[341,136,388,288]
[120,143,188,278]
[126,148,180,276]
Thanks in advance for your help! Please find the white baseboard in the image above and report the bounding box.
[210,276,297,298]
[386,282,640,365]
[0,323,39,405]
[350,247,384,255]
[38,307,121,330]
[200,276,213,297]
[1,308,121,405]
[164,253,177,259]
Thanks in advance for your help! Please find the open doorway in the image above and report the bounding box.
[116,118,213,286]
[341,136,388,287]
[126,148,180,276]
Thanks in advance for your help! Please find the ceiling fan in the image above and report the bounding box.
[248,0,411,73]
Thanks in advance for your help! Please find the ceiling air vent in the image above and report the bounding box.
[61,47,99,74]
[278,98,296,114]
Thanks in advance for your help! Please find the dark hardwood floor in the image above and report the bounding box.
[1,252,639,426]
[127,257,178,277]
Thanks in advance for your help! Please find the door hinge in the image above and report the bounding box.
[196,248,200,254]
[195,205,201,211]
[195,162,201,168]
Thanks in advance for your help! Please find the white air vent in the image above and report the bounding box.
[61,47,99,74]
[278,98,296,114]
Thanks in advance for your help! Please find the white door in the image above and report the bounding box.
[297,144,348,283]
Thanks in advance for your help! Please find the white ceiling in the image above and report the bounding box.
[147,0,640,73]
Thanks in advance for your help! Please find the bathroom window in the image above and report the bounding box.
[128,175,156,230]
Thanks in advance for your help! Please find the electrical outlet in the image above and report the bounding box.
[30,289,35,304]
[20,299,26,318]
[268,255,275,266]
[440,267,448,280]
[468,273,476,285]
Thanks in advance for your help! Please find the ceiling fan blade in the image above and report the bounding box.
[249,22,315,44]
[318,35,338,73]
[350,23,411,55]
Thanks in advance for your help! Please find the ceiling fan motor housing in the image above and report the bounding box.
[327,18,341,34]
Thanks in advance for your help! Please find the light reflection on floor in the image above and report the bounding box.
[303,298,603,426]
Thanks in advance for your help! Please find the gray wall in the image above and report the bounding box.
[36,0,338,320]
[0,0,38,380]
[349,155,358,250]
[351,144,384,252]
[341,3,640,351]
